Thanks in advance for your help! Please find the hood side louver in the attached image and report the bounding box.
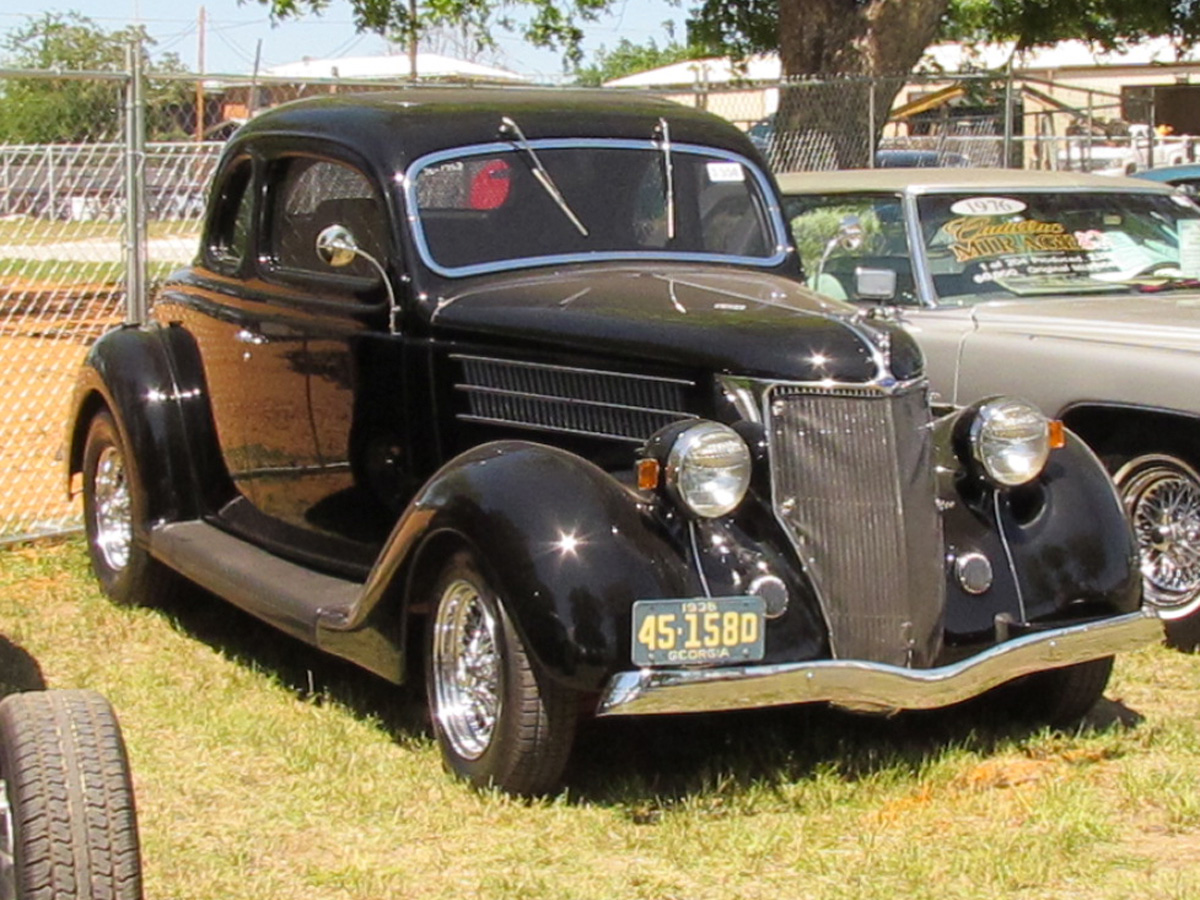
[452,354,696,443]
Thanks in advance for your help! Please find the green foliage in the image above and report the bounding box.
[940,0,1200,51]
[574,36,706,86]
[0,12,190,143]
[255,0,620,68]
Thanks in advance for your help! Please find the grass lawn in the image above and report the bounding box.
[2,538,1200,899]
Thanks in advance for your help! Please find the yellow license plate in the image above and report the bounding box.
[631,597,765,667]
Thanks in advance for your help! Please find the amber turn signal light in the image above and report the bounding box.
[1048,420,1066,450]
[637,458,660,491]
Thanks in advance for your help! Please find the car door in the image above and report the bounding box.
[243,155,401,564]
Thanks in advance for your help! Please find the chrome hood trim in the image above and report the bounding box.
[596,609,1162,717]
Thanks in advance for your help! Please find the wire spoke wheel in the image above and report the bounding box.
[91,444,133,573]
[430,578,502,762]
[1117,455,1200,613]
[425,550,578,796]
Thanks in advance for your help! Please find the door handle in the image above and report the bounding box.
[234,328,268,346]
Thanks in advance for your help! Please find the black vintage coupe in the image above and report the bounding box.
[66,88,1159,795]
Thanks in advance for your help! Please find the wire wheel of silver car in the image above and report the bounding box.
[82,411,174,607]
[426,550,577,796]
[0,690,142,900]
[1115,455,1200,614]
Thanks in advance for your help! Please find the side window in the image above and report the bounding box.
[268,158,388,282]
[207,159,254,270]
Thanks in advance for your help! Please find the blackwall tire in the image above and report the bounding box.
[1114,454,1200,649]
[0,690,142,900]
[1007,656,1114,728]
[426,550,577,796]
[81,411,174,607]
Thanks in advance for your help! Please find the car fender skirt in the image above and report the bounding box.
[333,441,696,692]
[596,608,1162,717]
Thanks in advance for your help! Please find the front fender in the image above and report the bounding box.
[342,442,697,694]
[937,407,1141,640]
[66,323,232,530]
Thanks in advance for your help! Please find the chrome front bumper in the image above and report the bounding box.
[596,609,1162,717]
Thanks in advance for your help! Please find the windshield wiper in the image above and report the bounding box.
[654,117,676,241]
[499,116,589,237]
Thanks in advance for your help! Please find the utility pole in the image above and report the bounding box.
[195,6,206,141]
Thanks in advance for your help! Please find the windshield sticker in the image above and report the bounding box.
[706,162,745,183]
[944,217,1082,262]
[1179,219,1200,277]
[948,196,1027,216]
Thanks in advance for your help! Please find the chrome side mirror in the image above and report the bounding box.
[836,215,865,251]
[815,214,866,287]
[855,267,897,301]
[315,224,360,268]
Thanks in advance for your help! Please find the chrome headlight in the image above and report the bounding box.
[969,397,1051,487]
[665,422,752,517]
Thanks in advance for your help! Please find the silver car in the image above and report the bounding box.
[778,168,1200,647]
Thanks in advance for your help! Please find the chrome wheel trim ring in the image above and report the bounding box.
[431,578,502,761]
[1117,455,1200,612]
[92,444,133,573]
[0,779,15,900]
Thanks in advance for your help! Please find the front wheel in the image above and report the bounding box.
[1006,656,1114,728]
[425,550,577,796]
[0,690,143,900]
[1114,454,1200,649]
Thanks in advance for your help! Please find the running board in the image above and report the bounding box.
[148,521,404,683]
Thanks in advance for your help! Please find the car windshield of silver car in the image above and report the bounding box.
[917,190,1200,305]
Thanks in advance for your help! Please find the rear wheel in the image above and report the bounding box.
[81,411,174,606]
[1114,454,1200,649]
[0,690,142,900]
[425,550,577,796]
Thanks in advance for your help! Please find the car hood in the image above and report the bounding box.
[430,264,923,383]
[966,293,1200,353]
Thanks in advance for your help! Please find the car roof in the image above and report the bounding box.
[775,167,1176,195]
[229,86,761,172]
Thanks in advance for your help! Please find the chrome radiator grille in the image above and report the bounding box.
[453,355,694,443]
[768,383,944,667]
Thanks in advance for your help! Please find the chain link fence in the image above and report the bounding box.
[1,58,1195,540]
[649,71,1199,173]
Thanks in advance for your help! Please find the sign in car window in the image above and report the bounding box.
[921,192,1200,296]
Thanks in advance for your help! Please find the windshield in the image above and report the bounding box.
[917,189,1200,305]
[407,141,783,277]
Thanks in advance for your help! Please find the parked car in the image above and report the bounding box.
[875,149,971,168]
[1135,163,1200,196]
[778,167,1200,647]
[67,90,1159,796]
[0,689,142,899]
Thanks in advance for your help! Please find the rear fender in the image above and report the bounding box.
[66,323,232,531]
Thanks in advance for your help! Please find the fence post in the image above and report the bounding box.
[868,80,877,168]
[1002,65,1014,168]
[124,42,148,324]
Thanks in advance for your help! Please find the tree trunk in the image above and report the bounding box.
[771,0,949,169]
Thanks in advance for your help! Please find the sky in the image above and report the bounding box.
[0,0,686,81]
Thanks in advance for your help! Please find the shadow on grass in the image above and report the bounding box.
[147,583,1147,806]
[150,583,431,743]
[0,634,47,698]
[564,689,1145,807]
